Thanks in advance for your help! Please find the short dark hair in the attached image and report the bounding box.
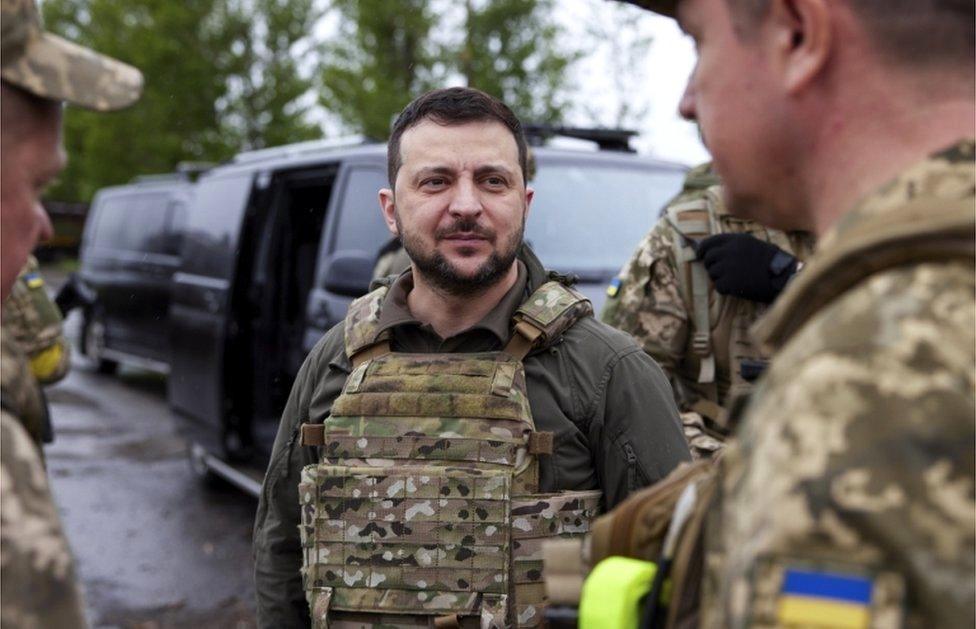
[386,87,529,188]
[726,0,974,69]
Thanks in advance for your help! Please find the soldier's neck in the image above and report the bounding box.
[407,262,519,340]
[804,97,974,238]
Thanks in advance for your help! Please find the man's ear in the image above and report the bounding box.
[768,0,832,94]
[378,188,399,236]
[524,187,534,220]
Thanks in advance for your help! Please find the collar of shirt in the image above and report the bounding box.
[374,261,529,352]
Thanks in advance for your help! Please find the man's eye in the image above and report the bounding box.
[422,178,447,188]
[484,176,506,187]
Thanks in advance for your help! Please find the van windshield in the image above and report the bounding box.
[526,162,685,276]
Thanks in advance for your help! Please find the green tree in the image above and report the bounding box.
[319,0,439,140]
[319,0,577,139]
[455,0,577,123]
[221,0,322,150]
[42,0,320,202]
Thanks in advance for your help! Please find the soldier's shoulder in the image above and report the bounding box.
[305,322,349,375]
[563,314,649,359]
[757,260,974,437]
[789,260,973,358]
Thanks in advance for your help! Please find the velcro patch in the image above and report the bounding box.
[776,568,873,628]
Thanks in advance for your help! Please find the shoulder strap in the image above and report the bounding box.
[756,197,976,350]
[664,193,723,384]
[344,285,392,367]
[503,281,593,360]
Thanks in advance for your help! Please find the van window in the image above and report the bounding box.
[121,193,169,253]
[331,168,389,255]
[90,196,126,249]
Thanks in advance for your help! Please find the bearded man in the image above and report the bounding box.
[253,87,690,628]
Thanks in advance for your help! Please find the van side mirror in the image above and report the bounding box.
[321,252,375,297]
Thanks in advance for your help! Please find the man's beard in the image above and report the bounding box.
[397,213,524,296]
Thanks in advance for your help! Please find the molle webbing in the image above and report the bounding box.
[344,286,391,368]
[665,195,722,385]
[303,280,599,627]
[504,281,593,360]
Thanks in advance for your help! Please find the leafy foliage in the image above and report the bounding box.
[320,0,579,139]
[42,0,320,202]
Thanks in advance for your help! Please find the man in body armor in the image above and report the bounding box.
[602,163,813,458]
[253,87,691,628]
[0,0,143,625]
[559,0,974,626]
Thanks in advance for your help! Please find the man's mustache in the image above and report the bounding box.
[435,218,495,240]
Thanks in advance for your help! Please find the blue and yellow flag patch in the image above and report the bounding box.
[24,272,44,289]
[776,568,873,629]
[606,277,622,298]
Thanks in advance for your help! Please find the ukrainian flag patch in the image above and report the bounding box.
[776,568,873,629]
[24,273,44,289]
[606,277,622,298]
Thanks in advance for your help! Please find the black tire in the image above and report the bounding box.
[82,309,119,375]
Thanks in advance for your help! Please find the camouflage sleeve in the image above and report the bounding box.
[253,325,348,629]
[600,221,690,380]
[0,410,88,629]
[704,265,976,628]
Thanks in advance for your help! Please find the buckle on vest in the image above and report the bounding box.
[691,332,711,356]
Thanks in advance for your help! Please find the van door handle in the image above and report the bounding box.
[203,291,219,313]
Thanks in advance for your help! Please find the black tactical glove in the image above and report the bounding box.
[696,233,797,303]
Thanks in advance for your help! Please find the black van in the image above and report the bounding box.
[172,135,687,491]
[77,173,195,374]
[80,135,686,493]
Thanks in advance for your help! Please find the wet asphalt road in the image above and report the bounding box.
[45,314,259,628]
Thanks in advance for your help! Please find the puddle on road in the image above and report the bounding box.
[108,434,187,462]
[46,387,102,409]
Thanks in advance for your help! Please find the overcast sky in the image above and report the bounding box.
[312,0,711,166]
[558,0,711,165]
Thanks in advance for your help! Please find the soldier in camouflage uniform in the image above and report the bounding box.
[602,163,812,458]
[0,0,142,625]
[1,256,73,445]
[254,87,691,628]
[618,0,975,626]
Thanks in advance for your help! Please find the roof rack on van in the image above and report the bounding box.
[132,172,190,184]
[176,161,216,178]
[232,135,370,165]
[523,124,638,153]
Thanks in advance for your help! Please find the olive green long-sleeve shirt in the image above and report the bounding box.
[253,248,690,628]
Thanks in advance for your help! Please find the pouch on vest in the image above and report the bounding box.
[299,280,602,628]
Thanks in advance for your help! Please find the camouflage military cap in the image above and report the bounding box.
[0,0,142,111]
[614,0,678,17]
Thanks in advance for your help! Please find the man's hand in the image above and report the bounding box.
[696,233,797,303]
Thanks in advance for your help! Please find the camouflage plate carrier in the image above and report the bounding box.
[299,280,603,628]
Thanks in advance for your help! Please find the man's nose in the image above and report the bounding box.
[448,178,483,217]
[678,75,697,121]
[35,202,54,243]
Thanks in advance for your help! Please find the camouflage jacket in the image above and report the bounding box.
[701,140,976,628]
[2,256,71,385]
[0,411,88,628]
[602,164,812,457]
[253,246,690,628]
